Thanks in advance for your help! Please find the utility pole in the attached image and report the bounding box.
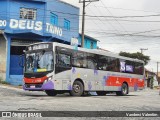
[140,48,148,54]
[79,0,99,48]
[157,62,159,84]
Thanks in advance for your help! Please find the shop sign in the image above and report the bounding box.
[0,19,63,37]
[0,20,7,27]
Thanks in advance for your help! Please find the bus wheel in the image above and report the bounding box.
[116,83,128,96]
[45,90,57,96]
[96,91,107,96]
[70,81,84,96]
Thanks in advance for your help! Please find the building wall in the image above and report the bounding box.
[5,0,46,36]
[0,0,79,41]
[0,0,7,19]
[0,35,7,81]
[79,35,97,49]
[46,1,79,42]
[84,38,97,49]
[9,1,45,21]
[145,70,158,88]
[0,0,80,85]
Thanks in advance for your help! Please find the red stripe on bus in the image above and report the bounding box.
[105,76,144,87]
[24,76,47,84]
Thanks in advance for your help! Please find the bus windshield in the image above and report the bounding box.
[25,51,53,73]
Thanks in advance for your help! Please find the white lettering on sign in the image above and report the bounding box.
[35,21,42,31]
[10,19,42,31]
[0,19,64,37]
[0,20,7,27]
[26,21,34,29]
[10,19,18,28]
[46,23,63,37]
[19,20,26,29]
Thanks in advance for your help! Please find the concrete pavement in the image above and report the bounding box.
[0,84,160,119]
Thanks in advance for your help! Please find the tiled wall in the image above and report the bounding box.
[0,35,7,81]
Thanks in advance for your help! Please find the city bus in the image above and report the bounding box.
[23,42,145,96]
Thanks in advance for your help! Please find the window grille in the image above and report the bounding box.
[20,8,37,20]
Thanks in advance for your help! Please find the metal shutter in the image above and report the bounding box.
[11,39,42,46]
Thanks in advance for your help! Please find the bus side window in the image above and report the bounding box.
[87,53,97,69]
[97,55,108,71]
[72,51,87,68]
[46,53,53,70]
[125,60,134,74]
[72,51,81,67]
[134,62,144,75]
[88,59,95,69]
[114,59,120,72]
[58,53,71,67]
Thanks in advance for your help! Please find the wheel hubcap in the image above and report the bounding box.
[73,84,80,93]
[122,86,127,94]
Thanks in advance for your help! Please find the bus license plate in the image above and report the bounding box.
[30,85,35,88]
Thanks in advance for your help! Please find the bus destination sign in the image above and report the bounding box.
[27,43,51,51]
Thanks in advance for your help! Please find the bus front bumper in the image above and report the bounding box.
[23,80,54,91]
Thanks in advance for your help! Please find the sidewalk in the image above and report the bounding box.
[143,88,159,91]
[0,83,23,91]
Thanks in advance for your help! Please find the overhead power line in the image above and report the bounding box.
[131,29,160,35]
[88,5,160,14]
[2,0,160,39]
[100,0,140,43]
[13,1,160,18]
[1,11,160,23]
[94,1,128,41]
[85,14,160,18]
[79,0,99,47]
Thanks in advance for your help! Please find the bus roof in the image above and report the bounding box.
[28,42,144,63]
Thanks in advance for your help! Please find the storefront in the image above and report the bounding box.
[0,0,79,85]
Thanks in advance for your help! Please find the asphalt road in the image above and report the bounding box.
[0,84,160,120]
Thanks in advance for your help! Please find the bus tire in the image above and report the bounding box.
[82,91,90,96]
[116,91,121,96]
[70,81,84,96]
[116,83,128,96]
[96,91,107,96]
[45,90,57,96]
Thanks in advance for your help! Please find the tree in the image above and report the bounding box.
[119,51,150,65]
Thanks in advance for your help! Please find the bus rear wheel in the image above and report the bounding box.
[96,91,107,96]
[116,83,128,96]
[45,90,57,96]
[70,81,84,96]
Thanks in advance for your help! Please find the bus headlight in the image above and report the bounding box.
[48,77,52,81]
[44,80,48,84]
[44,76,52,84]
